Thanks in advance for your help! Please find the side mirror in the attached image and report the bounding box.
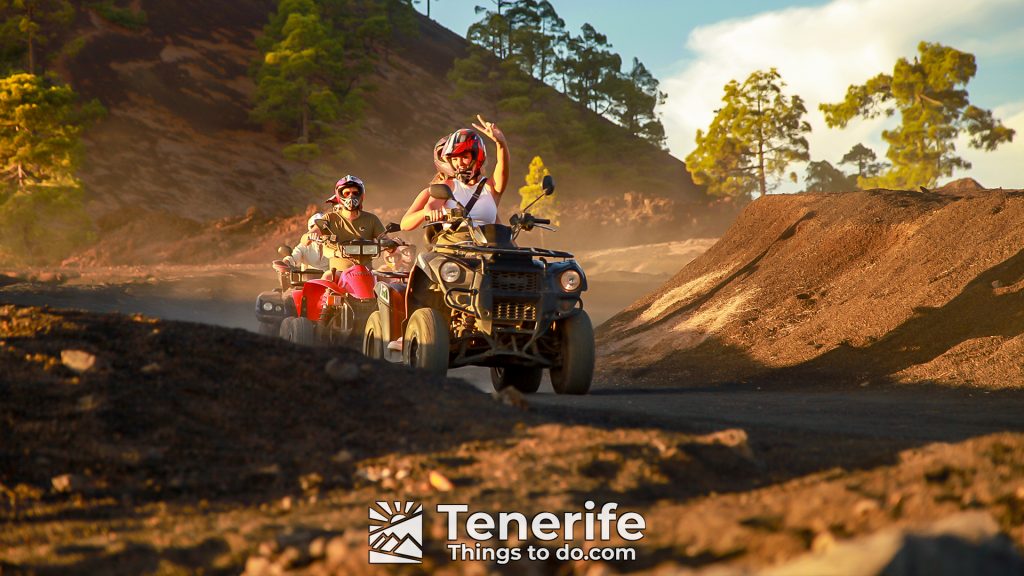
[542,175,555,196]
[277,244,293,257]
[314,218,331,234]
[385,222,401,233]
[429,183,453,200]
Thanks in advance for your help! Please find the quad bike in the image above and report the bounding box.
[278,222,402,347]
[254,244,323,337]
[364,176,594,395]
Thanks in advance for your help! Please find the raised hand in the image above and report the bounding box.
[472,114,505,145]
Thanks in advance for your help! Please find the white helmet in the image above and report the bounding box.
[307,212,325,231]
[307,212,325,241]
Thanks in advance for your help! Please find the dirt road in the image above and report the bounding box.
[5,267,1022,449]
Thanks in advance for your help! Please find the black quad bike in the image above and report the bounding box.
[254,243,321,337]
[363,175,594,394]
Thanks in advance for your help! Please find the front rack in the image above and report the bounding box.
[432,242,574,259]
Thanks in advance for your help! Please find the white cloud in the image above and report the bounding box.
[661,0,1024,190]
[958,101,1024,188]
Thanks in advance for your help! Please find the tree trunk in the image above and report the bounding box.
[756,95,767,197]
[300,102,309,143]
[27,30,34,74]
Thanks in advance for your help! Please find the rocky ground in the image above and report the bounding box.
[2,303,1024,575]
[5,181,1024,574]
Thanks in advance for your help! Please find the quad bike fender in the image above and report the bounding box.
[373,281,408,344]
[403,262,444,336]
[338,265,376,299]
[296,279,342,321]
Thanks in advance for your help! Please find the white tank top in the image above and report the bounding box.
[445,178,498,224]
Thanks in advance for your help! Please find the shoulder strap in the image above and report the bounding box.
[463,177,488,215]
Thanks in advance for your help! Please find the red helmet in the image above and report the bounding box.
[441,129,486,182]
[326,175,365,210]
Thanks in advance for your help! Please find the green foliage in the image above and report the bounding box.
[608,58,666,149]
[560,23,620,115]
[518,155,559,224]
[457,1,666,148]
[0,73,100,264]
[821,41,1015,189]
[86,1,147,31]
[686,68,810,199]
[839,143,887,187]
[802,160,855,193]
[0,183,94,265]
[0,0,75,73]
[252,0,416,159]
[0,72,103,188]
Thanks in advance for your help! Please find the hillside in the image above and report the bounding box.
[61,0,712,261]
[597,179,1024,389]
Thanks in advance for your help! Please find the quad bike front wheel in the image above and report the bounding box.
[490,366,543,393]
[403,307,449,376]
[281,316,317,346]
[549,310,594,395]
[258,320,279,337]
[362,311,385,360]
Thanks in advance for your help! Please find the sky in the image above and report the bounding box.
[417,0,1024,190]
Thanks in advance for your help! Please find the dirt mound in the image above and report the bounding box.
[0,304,525,503]
[937,177,987,195]
[597,187,1024,388]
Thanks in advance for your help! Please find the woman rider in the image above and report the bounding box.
[400,115,510,234]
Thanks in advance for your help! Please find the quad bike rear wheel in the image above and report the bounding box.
[281,316,317,346]
[362,311,385,359]
[404,307,449,376]
[549,310,594,395]
[490,366,543,393]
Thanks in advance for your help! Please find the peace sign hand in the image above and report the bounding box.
[472,114,506,146]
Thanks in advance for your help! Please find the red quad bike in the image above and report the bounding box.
[363,176,595,395]
[278,222,402,347]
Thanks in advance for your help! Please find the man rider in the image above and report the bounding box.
[322,175,386,275]
[272,212,330,292]
[400,115,510,236]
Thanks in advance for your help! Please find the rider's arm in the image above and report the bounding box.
[400,189,446,231]
[282,242,304,267]
[491,135,510,201]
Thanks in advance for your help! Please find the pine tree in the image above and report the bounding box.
[821,41,1015,189]
[609,58,667,149]
[803,160,855,193]
[0,73,101,188]
[561,24,620,115]
[0,0,74,73]
[0,73,102,264]
[839,143,886,187]
[686,68,810,199]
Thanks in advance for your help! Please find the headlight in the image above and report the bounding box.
[262,301,274,311]
[559,270,582,292]
[440,260,462,283]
